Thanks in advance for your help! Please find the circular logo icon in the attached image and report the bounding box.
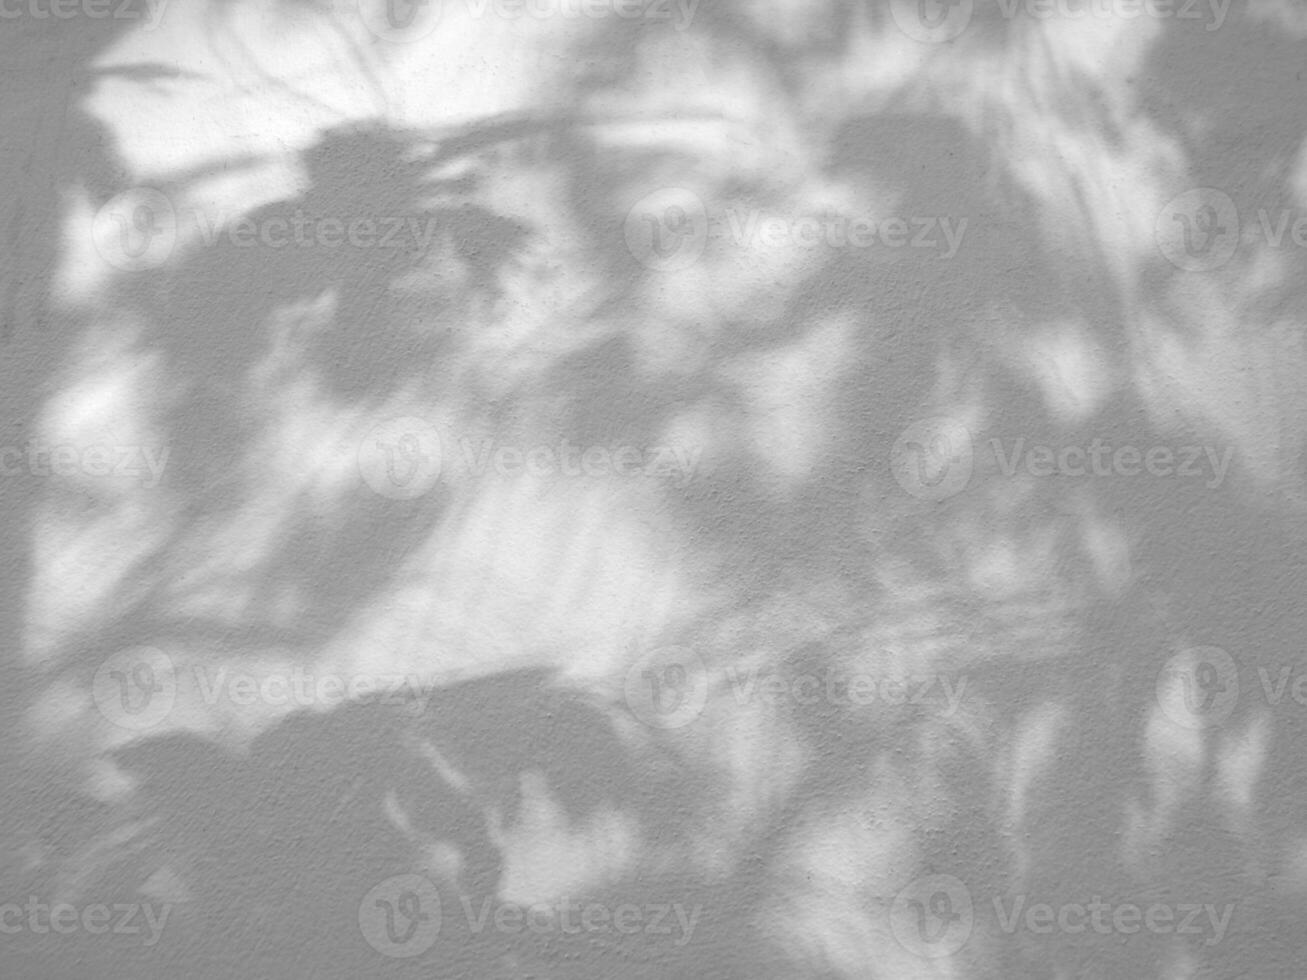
[91,188,177,272]
[891,417,973,501]
[1156,645,1239,730]
[1155,188,1240,272]
[889,0,974,43]
[359,874,442,958]
[623,645,709,729]
[358,417,443,499]
[890,873,973,959]
[93,647,177,731]
[623,187,710,273]
[355,0,443,42]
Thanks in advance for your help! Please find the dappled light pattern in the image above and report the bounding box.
[2,0,1307,977]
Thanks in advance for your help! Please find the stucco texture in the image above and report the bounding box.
[2,1,1307,977]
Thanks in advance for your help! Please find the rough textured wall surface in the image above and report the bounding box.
[2,1,1307,977]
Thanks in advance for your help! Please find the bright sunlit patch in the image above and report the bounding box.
[54,188,115,306]
[1277,837,1307,894]
[1249,0,1307,36]
[38,333,167,487]
[1004,701,1069,878]
[1016,321,1113,424]
[810,6,931,113]
[753,770,932,980]
[1215,711,1269,830]
[1034,6,1162,77]
[326,469,705,687]
[86,3,370,181]
[1079,509,1132,594]
[1138,289,1300,490]
[717,316,852,488]
[166,160,310,261]
[1125,695,1206,864]
[491,770,639,907]
[1159,946,1202,980]
[26,502,174,668]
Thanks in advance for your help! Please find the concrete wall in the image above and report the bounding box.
[3,1,1307,977]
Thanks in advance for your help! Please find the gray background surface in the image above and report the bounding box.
[2,1,1307,977]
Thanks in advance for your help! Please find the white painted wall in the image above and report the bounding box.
[3,2,1307,977]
